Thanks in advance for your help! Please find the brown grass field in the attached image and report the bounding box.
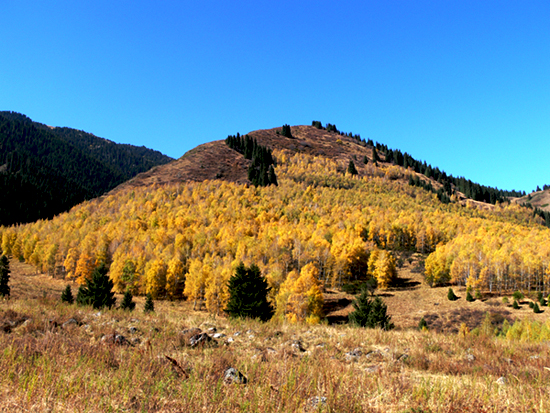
[2,259,550,412]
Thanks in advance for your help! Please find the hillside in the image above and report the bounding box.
[2,122,549,328]
[0,112,172,226]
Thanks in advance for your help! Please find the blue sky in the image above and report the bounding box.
[1,1,549,193]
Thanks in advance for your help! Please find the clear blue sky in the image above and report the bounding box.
[2,1,549,193]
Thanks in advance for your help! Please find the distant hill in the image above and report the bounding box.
[0,111,173,226]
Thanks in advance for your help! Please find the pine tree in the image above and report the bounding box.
[75,263,116,309]
[512,300,520,309]
[224,262,274,321]
[363,155,368,164]
[281,124,293,139]
[372,147,379,164]
[347,160,358,175]
[447,288,458,301]
[0,255,10,298]
[144,293,155,313]
[61,284,74,304]
[348,289,394,330]
[466,291,474,302]
[120,290,136,311]
[533,302,541,314]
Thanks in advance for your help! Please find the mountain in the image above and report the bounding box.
[0,111,173,226]
[2,122,549,327]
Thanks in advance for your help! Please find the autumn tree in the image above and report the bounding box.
[225,262,274,321]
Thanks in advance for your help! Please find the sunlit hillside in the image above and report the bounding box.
[2,124,549,324]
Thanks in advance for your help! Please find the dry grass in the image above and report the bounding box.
[2,262,550,412]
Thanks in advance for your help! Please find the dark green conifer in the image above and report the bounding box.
[75,263,116,309]
[61,284,74,304]
[0,255,10,299]
[418,317,428,330]
[466,291,474,302]
[447,288,458,301]
[347,160,358,175]
[144,293,155,313]
[224,262,274,321]
[120,290,136,311]
[533,303,541,314]
[512,300,520,309]
[348,289,394,330]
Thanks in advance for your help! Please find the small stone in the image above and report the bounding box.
[496,376,507,386]
[223,367,247,385]
[207,327,217,334]
[213,333,226,339]
[62,318,79,328]
[226,337,234,344]
[291,340,306,352]
[465,354,475,362]
[128,326,139,334]
[303,396,327,412]
[189,332,216,348]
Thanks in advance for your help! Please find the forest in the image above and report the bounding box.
[2,143,549,324]
[0,112,172,226]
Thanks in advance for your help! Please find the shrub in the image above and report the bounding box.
[348,289,394,330]
[61,285,74,304]
[513,291,524,302]
[418,317,428,331]
[120,290,136,311]
[512,300,520,309]
[533,303,541,314]
[475,290,482,300]
[529,301,535,309]
[225,262,274,321]
[502,297,509,304]
[144,293,155,313]
[466,291,474,302]
[447,288,458,301]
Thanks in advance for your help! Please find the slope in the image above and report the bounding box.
[0,112,172,226]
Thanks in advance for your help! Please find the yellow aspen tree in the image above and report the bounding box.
[285,263,324,324]
[74,252,96,284]
[184,257,210,310]
[204,264,232,315]
[166,257,185,299]
[145,259,168,299]
[64,248,79,280]
[372,250,397,289]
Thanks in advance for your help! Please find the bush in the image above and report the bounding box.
[418,317,428,331]
[466,291,474,302]
[513,291,524,302]
[533,303,542,314]
[512,300,520,309]
[502,297,509,304]
[348,289,394,330]
[529,301,535,309]
[144,293,155,313]
[120,290,136,311]
[225,262,274,321]
[75,263,116,309]
[447,288,458,301]
[61,285,74,304]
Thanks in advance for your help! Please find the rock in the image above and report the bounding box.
[233,331,241,336]
[189,332,217,348]
[62,318,79,328]
[223,367,247,385]
[465,354,475,362]
[128,326,139,334]
[101,333,132,346]
[496,376,507,386]
[207,327,217,334]
[291,340,307,352]
[365,365,380,374]
[225,337,234,344]
[345,348,362,362]
[303,396,327,412]
[212,333,226,339]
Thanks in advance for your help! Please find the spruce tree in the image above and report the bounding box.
[418,317,428,330]
[61,284,74,304]
[447,288,458,301]
[347,160,358,175]
[0,255,10,299]
[75,263,116,309]
[512,300,520,309]
[120,290,136,311]
[348,289,394,330]
[533,302,541,314]
[466,291,474,302]
[224,262,274,321]
[144,293,155,313]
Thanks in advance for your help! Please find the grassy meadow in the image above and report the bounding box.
[2,261,550,412]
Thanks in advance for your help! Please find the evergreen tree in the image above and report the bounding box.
[533,302,541,314]
[0,255,10,298]
[144,293,155,313]
[120,290,136,311]
[466,291,474,302]
[268,165,278,186]
[512,300,520,309]
[61,284,74,304]
[75,263,116,309]
[363,155,368,164]
[348,289,394,330]
[372,147,379,164]
[224,262,274,321]
[447,288,458,301]
[281,124,293,139]
[347,160,358,175]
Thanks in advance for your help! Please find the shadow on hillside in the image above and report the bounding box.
[323,296,352,325]
[391,276,421,290]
